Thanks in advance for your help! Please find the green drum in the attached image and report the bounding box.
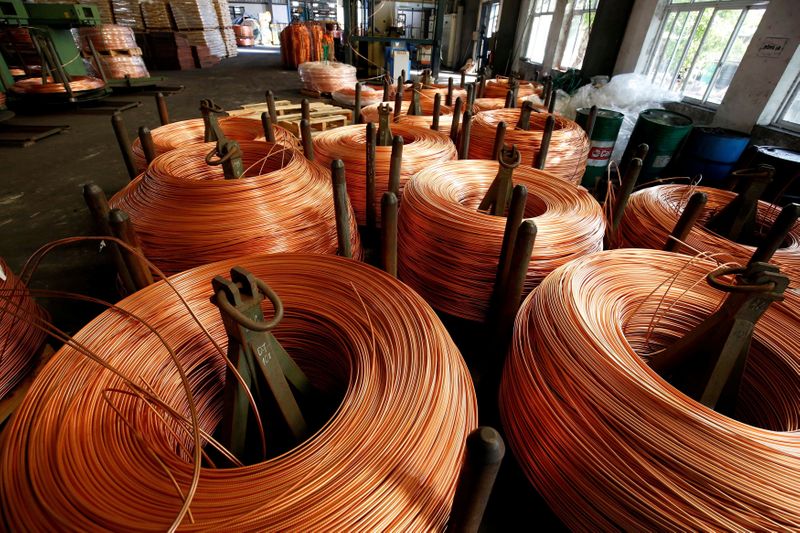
[622,108,693,183]
[576,108,624,189]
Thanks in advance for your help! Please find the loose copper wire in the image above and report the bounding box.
[313,123,458,224]
[130,117,295,172]
[297,61,357,93]
[398,160,605,321]
[0,258,47,398]
[468,109,590,185]
[500,248,800,529]
[621,184,800,286]
[111,140,361,275]
[10,75,106,94]
[482,76,541,99]
[1,253,478,530]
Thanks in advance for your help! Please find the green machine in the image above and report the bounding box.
[0,0,109,99]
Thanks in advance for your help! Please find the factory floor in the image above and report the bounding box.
[0,47,562,530]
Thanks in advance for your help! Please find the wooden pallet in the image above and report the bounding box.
[237,99,341,117]
[0,344,54,425]
[278,114,349,136]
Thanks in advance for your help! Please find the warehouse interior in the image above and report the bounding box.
[1,0,800,529]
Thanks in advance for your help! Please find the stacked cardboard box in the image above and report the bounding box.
[212,0,237,57]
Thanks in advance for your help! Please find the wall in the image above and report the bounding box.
[613,0,664,75]
[229,1,271,18]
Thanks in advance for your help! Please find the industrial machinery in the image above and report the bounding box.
[0,0,109,101]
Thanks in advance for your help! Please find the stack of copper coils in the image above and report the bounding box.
[468,109,589,185]
[1,253,477,530]
[333,84,383,107]
[500,248,800,529]
[620,184,800,284]
[10,76,106,95]
[483,76,541,99]
[280,22,324,69]
[130,117,295,172]
[0,258,48,400]
[233,24,255,46]
[297,61,357,93]
[111,140,360,275]
[78,25,150,80]
[313,123,457,224]
[398,160,605,321]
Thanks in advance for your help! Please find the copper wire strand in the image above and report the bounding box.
[297,61,357,93]
[0,258,48,398]
[111,139,361,275]
[130,117,297,172]
[499,248,800,530]
[10,75,106,94]
[313,123,457,224]
[2,252,477,530]
[397,160,605,321]
[620,184,800,287]
[468,108,590,185]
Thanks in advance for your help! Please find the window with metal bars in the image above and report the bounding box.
[524,0,557,64]
[556,0,598,69]
[774,75,800,133]
[645,0,768,107]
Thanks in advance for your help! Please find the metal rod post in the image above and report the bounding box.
[108,208,153,290]
[494,185,527,296]
[492,122,507,161]
[394,89,403,119]
[431,93,441,131]
[447,77,454,106]
[301,98,310,121]
[448,427,506,533]
[265,90,278,123]
[111,112,137,179]
[478,75,487,98]
[300,118,314,161]
[494,220,537,346]
[366,122,377,230]
[155,92,170,125]
[86,38,107,85]
[137,126,156,165]
[664,192,707,252]
[535,114,555,170]
[750,203,800,265]
[389,135,403,196]
[543,78,552,109]
[459,110,473,160]
[331,160,353,259]
[396,74,403,100]
[460,70,466,88]
[465,84,474,110]
[383,78,391,102]
[504,90,512,109]
[381,192,398,277]
[610,158,643,236]
[516,101,533,130]
[584,105,598,139]
[261,111,276,143]
[450,97,463,144]
[353,82,362,124]
[83,183,136,293]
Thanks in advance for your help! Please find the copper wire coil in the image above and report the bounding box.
[280,22,325,69]
[111,140,361,275]
[483,77,541,99]
[130,117,295,172]
[0,92,5,108]
[396,113,454,134]
[468,109,589,185]
[78,24,138,51]
[620,184,800,287]
[232,25,254,38]
[418,84,468,103]
[10,75,106,95]
[297,61,357,93]
[312,123,458,224]
[8,68,27,77]
[236,38,255,47]
[1,253,477,530]
[473,97,506,111]
[360,100,454,123]
[98,55,149,79]
[397,160,605,321]
[500,248,800,529]
[0,258,48,399]
[332,85,383,107]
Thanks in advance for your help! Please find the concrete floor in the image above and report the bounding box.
[0,47,563,529]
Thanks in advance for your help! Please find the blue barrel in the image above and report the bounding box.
[675,127,750,185]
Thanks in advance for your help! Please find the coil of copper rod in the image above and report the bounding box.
[473,97,507,112]
[78,24,138,51]
[468,109,589,185]
[130,117,295,172]
[500,248,800,529]
[97,55,149,79]
[620,184,800,286]
[398,160,605,321]
[111,140,361,275]
[10,75,106,95]
[0,258,48,399]
[313,123,457,224]
[332,85,383,107]
[482,77,541,99]
[297,61,357,93]
[1,253,477,530]
[360,99,454,123]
